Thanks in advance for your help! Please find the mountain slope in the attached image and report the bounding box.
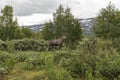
[24,18,95,34]
[79,18,95,35]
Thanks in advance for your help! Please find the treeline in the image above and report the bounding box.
[0,3,120,53]
[0,4,82,48]
[1,3,120,43]
[42,3,120,49]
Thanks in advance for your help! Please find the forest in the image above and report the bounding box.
[0,3,120,80]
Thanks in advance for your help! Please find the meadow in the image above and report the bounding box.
[0,38,120,80]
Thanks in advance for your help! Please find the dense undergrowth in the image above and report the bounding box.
[0,38,120,80]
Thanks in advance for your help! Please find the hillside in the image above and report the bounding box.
[24,18,95,34]
[79,18,95,35]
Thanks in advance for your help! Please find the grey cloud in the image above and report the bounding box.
[0,0,120,18]
[0,0,7,10]
[6,0,59,16]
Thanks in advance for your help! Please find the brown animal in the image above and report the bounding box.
[48,35,66,50]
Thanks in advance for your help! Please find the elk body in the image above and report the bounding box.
[48,36,66,50]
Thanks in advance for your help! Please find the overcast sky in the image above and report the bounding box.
[0,0,120,25]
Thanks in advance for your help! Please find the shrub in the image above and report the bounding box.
[53,49,94,79]
[14,39,48,51]
[96,52,120,80]
[0,51,16,77]
[0,40,7,51]
[53,51,73,64]
[112,38,120,52]
[66,57,91,78]
[96,39,116,54]
[6,40,16,53]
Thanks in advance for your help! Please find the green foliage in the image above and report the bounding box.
[93,3,120,40]
[66,57,91,78]
[31,31,43,40]
[47,67,73,80]
[25,54,46,70]
[0,38,120,80]
[53,50,92,79]
[77,38,120,79]
[0,51,16,77]
[96,53,120,80]
[42,21,55,40]
[0,5,23,41]
[0,40,7,51]
[2,3,120,80]
[0,5,34,41]
[21,27,33,38]
[14,39,48,51]
[15,52,52,70]
[42,5,82,48]
[53,51,72,64]
[0,39,48,51]
[112,38,120,52]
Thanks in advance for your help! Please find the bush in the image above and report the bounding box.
[0,51,16,77]
[66,57,91,78]
[112,38,120,52]
[6,40,16,53]
[0,40,7,51]
[14,39,48,51]
[53,51,73,64]
[96,53,120,80]
[53,49,96,79]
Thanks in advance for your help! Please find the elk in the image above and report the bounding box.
[48,35,66,50]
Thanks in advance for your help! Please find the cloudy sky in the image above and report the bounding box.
[0,0,120,26]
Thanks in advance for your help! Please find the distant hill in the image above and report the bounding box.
[24,24,44,32]
[79,18,95,35]
[24,18,95,35]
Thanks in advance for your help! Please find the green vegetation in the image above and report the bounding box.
[42,5,82,48]
[0,5,22,41]
[0,5,34,41]
[0,3,120,80]
[93,3,120,40]
[0,38,120,80]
